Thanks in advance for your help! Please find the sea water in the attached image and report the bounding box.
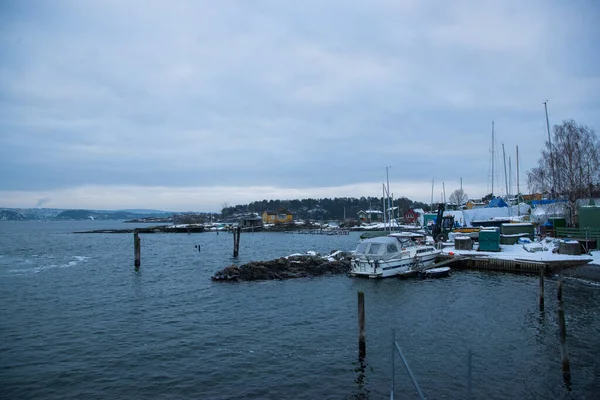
[1,221,599,399]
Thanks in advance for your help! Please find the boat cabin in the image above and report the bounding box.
[354,237,402,260]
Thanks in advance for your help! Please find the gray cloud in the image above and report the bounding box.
[1,0,599,210]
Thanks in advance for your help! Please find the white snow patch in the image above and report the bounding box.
[443,243,593,263]
[561,240,580,244]
[590,251,600,266]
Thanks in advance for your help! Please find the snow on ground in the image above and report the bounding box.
[590,250,600,266]
[443,240,594,263]
[359,221,421,230]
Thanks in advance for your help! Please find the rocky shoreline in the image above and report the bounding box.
[210,251,600,283]
[211,251,352,282]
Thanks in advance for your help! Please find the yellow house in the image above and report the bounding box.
[523,193,543,201]
[262,210,293,224]
[465,200,486,209]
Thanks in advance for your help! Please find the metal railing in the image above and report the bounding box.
[390,329,425,400]
[555,227,600,240]
[390,330,474,400]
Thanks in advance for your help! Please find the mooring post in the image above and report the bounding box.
[233,227,241,257]
[232,228,237,257]
[235,227,241,257]
[134,231,141,269]
[539,266,545,311]
[358,291,366,359]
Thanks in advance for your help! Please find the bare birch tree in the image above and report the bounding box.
[527,119,600,225]
[448,188,468,206]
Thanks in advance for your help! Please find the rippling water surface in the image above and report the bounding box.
[1,221,599,399]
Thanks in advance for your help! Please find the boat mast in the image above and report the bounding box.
[509,156,512,200]
[430,178,434,211]
[386,166,392,232]
[382,184,386,229]
[502,143,511,217]
[502,143,508,200]
[442,182,446,205]
[491,121,495,199]
[391,193,394,231]
[516,145,520,216]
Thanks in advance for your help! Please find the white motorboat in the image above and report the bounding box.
[349,236,441,278]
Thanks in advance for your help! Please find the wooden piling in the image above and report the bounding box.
[233,227,241,257]
[232,228,237,257]
[539,266,545,311]
[134,231,141,269]
[358,291,366,359]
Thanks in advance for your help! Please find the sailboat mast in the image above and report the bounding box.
[386,166,392,232]
[442,182,446,204]
[391,193,394,231]
[382,183,386,229]
[503,143,511,217]
[544,100,554,198]
[517,145,520,216]
[509,156,512,200]
[431,179,434,211]
[491,121,495,198]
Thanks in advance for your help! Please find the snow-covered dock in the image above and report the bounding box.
[437,238,597,274]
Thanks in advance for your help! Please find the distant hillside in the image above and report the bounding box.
[54,209,166,221]
[0,208,174,221]
[221,196,431,220]
[116,209,171,214]
[0,209,27,221]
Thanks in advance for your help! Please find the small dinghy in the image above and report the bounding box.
[419,266,451,279]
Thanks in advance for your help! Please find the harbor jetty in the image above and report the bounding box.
[211,251,352,281]
[74,225,205,234]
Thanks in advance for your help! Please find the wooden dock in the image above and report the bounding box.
[433,254,591,275]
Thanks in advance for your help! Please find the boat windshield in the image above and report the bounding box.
[367,243,384,255]
[355,242,369,255]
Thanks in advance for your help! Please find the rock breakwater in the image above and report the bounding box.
[211,251,352,282]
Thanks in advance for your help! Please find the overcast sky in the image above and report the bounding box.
[1,0,599,212]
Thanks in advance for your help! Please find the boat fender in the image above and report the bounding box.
[448,251,454,256]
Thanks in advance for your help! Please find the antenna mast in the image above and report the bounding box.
[543,100,554,197]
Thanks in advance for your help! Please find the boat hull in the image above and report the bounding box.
[349,251,440,279]
[418,266,451,279]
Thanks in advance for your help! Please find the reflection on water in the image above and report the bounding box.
[352,357,372,399]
